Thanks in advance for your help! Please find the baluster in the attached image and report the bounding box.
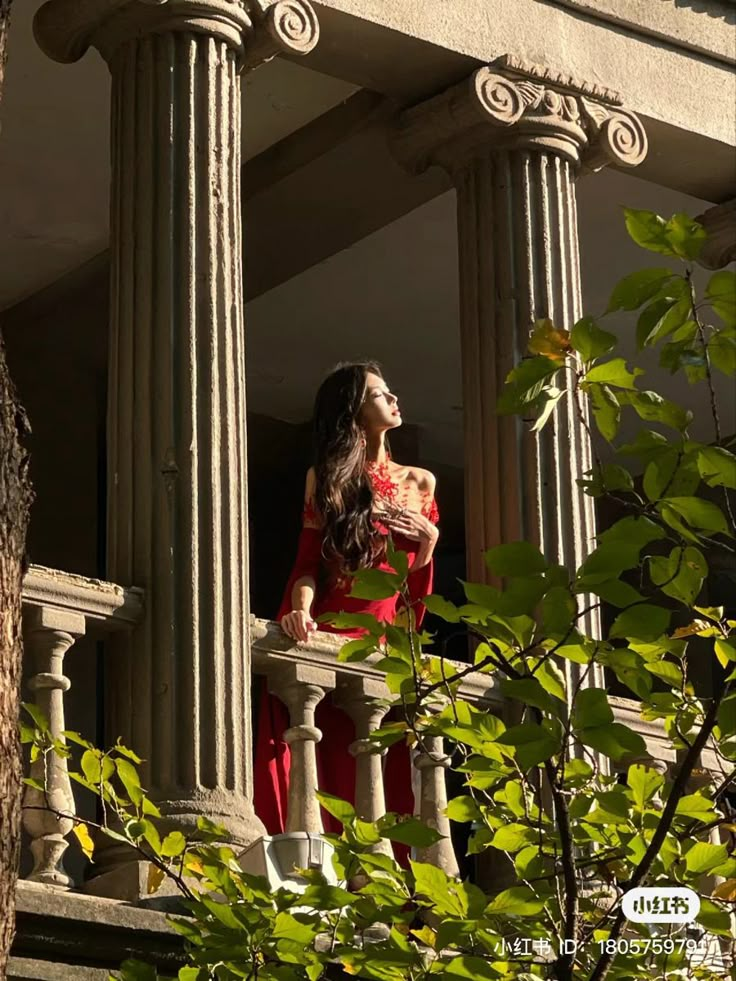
[335,676,393,859]
[414,730,459,876]
[22,606,85,887]
[269,662,335,834]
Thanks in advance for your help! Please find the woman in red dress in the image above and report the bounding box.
[254,362,440,834]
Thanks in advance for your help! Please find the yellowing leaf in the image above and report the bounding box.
[410,925,437,948]
[713,879,736,902]
[72,822,95,860]
[528,319,571,361]
[147,862,166,894]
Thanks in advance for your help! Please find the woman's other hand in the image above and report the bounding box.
[280,609,318,643]
[383,508,439,545]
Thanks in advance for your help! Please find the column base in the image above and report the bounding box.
[82,860,183,906]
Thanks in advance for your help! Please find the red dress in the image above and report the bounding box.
[254,463,439,837]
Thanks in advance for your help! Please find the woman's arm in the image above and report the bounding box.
[279,469,322,643]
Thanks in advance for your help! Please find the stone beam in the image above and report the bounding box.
[302,0,735,201]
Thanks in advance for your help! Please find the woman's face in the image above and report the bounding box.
[359,371,402,434]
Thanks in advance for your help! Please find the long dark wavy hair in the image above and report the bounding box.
[313,361,387,573]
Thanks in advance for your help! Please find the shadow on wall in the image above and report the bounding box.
[673,0,736,23]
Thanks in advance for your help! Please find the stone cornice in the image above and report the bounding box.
[33,0,318,70]
[391,56,648,175]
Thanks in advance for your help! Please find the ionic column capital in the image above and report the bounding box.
[33,0,318,70]
[392,54,647,175]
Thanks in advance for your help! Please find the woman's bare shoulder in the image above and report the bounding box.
[407,465,436,495]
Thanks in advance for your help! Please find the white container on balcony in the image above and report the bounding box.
[238,832,337,892]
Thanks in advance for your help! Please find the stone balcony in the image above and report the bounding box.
[11,565,722,978]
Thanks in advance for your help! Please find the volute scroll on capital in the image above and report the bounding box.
[33,0,319,70]
[392,55,648,177]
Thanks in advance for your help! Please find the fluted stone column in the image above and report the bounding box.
[34,0,319,872]
[393,55,648,651]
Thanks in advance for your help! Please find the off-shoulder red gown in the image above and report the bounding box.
[253,463,439,836]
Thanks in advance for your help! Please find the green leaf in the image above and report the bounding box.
[664,496,729,534]
[622,390,691,431]
[491,823,539,853]
[571,316,617,361]
[161,831,187,858]
[600,463,634,493]
[598,515,666,550]
[118,961,159,981]
[706,270,736,327]
[541,585,576,638]
[496,723,560,769]
[572,689,613,730]
[715,638,736,668]
[697,897,734,936]
[446,795,482,823]
[530,386,564,433]
[697,446,736,489]
[617,428,670,459]
[607,267,674,313]
[22,703,50,734]
[499,677,561,717]
[442,956,500,981]
[649,546,707,605]
[494,576,547,617]
[315,793,355,826]
[324,612,383,634]
[636,297,677,350]
[498,356,559,414]
[663,213,706,260]
[577,541,642,585]
[337,638,375,663]
[709,330,736,376]
[718,693,736,738]
[675,794,717,820]
[645,298,692,348]
[610,604,671,641]
[486,885,544,916]
[114,757,144,807]
[644,660,683,688]
[585,358,643,390]
[685,841,729,875]
[624,209,673,255]
[588,383,620,442]
[423,595,461,622]
[349,569,401,600]
[643,449,679,501]
[535,658,567,701]
[578,722,647,761]
[272,912,319,945]
[484,541,547,577]
[382,817,442,847]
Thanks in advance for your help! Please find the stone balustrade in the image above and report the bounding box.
[20,565,144,889]
[18,586,724,893]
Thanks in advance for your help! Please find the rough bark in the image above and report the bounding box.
[0,329,30,973]
[0,2,33,972]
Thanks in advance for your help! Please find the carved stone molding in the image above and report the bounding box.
[34,0,318,69]
[695,198,736,270]
[392,56,647,175]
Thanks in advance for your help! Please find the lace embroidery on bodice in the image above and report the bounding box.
[301,462,438,528]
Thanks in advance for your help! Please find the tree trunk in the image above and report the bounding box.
[0,1,33,973]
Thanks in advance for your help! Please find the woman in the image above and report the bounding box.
[254,362,440,835]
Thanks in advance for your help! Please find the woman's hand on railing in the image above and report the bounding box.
[280,609,318,643]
